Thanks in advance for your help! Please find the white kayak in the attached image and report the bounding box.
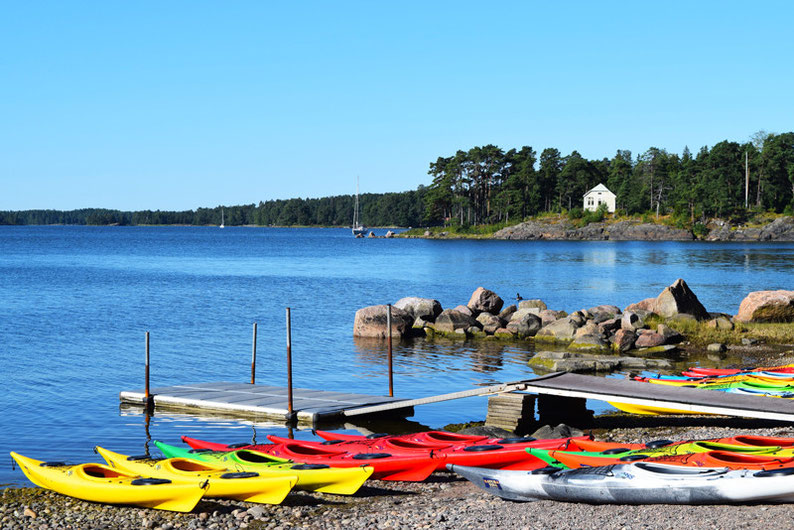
[448,462,794,504]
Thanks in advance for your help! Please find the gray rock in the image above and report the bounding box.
[467,287,504,315]
[635,331,666,348]
[506,312,542,338]
[453,304,474,316]
[567,333,610,353]
[531,423,585,439]
[476,312,503,334]
[535,316,581,341]
[706,316,735,330]
[598,318,621,333]
[353,305,414,338]
[707,343,727,353]
[539,309,565,326]
[393,296,443,321]
[657,324,684,344]
[518,299,547,311]
[612,329,636,352]
[621,311,644,331]
[457,425,514,438]
[434,309,478,333]
[498,304,517,321]
[587,304,621,317]
[654,278,710,320]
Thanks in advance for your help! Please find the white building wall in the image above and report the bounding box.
[583,189,616,213]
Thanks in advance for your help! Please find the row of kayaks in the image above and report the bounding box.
[9,430,585,511]
[16,429,794,510]
[451,433,794,504]
[609,363,794,415]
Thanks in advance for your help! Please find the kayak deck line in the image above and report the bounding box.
[120,371,794,426]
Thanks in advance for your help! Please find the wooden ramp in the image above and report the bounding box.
[338,372,794,423]
[119,382,409,424]
[120,372,794,425]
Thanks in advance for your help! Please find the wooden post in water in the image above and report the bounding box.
[144,331,153,411]
[251,322,258,384]
[286,308,294,418]
[387,304,394,397]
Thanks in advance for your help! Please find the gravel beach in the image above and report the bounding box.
[5,420,794,529]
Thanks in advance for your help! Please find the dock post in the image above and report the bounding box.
[251,322,257,384]
[286,308,294,420]
[144,331,153,412]
[387,304,393,397]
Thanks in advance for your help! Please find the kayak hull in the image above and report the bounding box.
[449,462,794,504]
[10,452,205,512]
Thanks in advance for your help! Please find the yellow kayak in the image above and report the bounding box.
[96,446,298,505]
[155,441,373,495]
[10,452,206,512]
[608,401,717,415]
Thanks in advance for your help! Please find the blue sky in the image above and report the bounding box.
[1,1,792,211]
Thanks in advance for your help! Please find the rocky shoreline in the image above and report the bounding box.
[409,215,794,241]
[5,421,794,529]
[353,282,794,370]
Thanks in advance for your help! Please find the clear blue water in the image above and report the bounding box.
[1,226,792,486]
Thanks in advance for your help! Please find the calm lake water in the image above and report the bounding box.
[1,226,793,486]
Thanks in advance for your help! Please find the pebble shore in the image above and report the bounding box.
[5,422,794,529]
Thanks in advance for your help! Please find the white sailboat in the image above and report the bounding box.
[220,208,225,229]
[352,178,366,236]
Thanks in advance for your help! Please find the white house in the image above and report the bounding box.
[583,183,616,213]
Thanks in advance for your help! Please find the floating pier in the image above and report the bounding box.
[120,372,794,426]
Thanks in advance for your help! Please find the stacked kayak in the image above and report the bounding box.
[155,441,375,492]
[95,446,298,504]
[177,434,590,476]
[530,441,794,469]
[449,462,794,504]
[610,365,794,415]
[11,452,207,512]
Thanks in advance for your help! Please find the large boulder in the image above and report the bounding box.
[535,316,582,342]
[735,290,794,323]
[498,304,517,321]
[467,287,504,315]
[393,297,442,322]
[635,330,666,348]
[506,311,542,338]
[476,312,504,334]
[612,329,636,352]
[654,279,709,320]
[353,305,414,338]
[434,309,479,333]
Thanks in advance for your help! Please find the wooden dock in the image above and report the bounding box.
[120,372,794,425]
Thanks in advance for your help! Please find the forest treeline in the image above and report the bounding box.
[3,131,793,227]
[424,131,794,226]
[0,190,427,227]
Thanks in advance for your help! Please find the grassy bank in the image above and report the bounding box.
[649,316,794,347]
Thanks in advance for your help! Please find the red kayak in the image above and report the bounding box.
[315,430,491,445]
[315,430,646,453]
[182,435,563,473]
[180,436,437,481]
[266,434,594,471]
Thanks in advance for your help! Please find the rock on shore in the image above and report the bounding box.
[492,215,794,241]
